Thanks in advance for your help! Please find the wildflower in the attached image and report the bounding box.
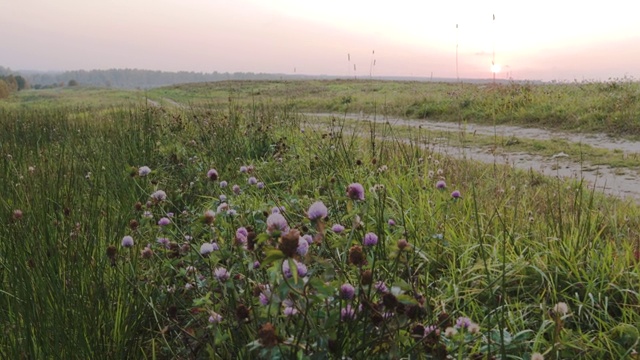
[271,206,285,214]
[232,184,241,195]
[257,182,264,189]
[11,209,23,221]
[207,168,218,181]
[297,237,309,256]
[361,269,373,285]
[219,180,228,188]
[553,302,569,316]
[302,234,313,245]
[388,218,396,226]
[259,286,271,305]
[397,239,409,250]
[257,322,279,347]
[436,180,446,189]
[150,190,167,202]
[531,353,544,360]
[236,227,248,245]
[424,325,438,336]
[253,261,261,269]
[282,259,307,278]
[348,245,366,266]
[140,245,153,259]
[374,281,388,293]
[444,327,458,337]
[138,166,151,176]
[267,213,289,234]
[184,235,192,242]
[106,245,117,262]
[468,322,480,334]
[339,283,356,300]
[156,237,170,248]
[214,267,230,282]
[216,203,229,213]
[208,312,223,324]
[346,183,365,201]
[219,194,227,202]
[121,235,134,248]
[200,242,215,255]
[240,166,248,173]
[382,293,399,309]
[184,283,193,291]
[341,305,356,321]
[363,232,378,246]
[204,209,215,224]
[307,201,328,221]
[143,211,153,218]
[248,177,257,185]
[455,317,472,329]
[157,217,170,226]
[331,224,345,233]
[451,190,461,199]
[283,303,298,316]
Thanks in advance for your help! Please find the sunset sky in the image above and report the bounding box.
[2,0,639,81]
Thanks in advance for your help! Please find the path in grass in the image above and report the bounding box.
[305,113,640,202]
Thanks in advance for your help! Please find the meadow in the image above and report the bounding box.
[1,80,639,359]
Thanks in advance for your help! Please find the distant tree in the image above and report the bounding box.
[68,79,78,87]
[15,75,28,90]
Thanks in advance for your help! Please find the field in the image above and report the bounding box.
[1,80,639,359]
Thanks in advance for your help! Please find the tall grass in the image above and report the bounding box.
[1,95,639,359]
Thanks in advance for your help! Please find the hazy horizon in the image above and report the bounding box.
[2,0,639,82]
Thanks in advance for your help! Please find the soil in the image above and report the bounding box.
[305,113,640,202]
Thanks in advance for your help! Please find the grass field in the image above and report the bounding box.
[1,81,639,359]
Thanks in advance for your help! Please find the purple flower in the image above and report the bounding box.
[207,168,218,181]
[283,306,298,316]
[363,232,378,246]
[166,212,174,218]
[219,181,228,188]
[341,305,356,321]
[282,259,307,278]
[253,261,261,269]
[331,224,345,233]
[436,180,446,189]
[248,177,257,185]
[200,242,215,255]
[236,227,249,244]
[307,201,328,221]
[266,213,289,234]
[138,166,151,177]
[258,286,271,305]
[239,166,248,173]
[257,182,264,189]
[157,217,171,226]
[214,267,230,282]
[346,183,365,201]
[143,211,153,218]
[150,190,167,202]
[388,218,396,226]
[374,281,389,293]
[451,190,461,199]
[208,312,222,324]
[219,194,227,202]
[297,237,309,256]
[302,234,313,245]
[232,184,241,195]
[455,317,472,329]
[121,235,134,248]
[156,237,170,248]
[340,283,356,300]
[271,206,285,214]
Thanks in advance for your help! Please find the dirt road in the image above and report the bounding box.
[304,113,640,202]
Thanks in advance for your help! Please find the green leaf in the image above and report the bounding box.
[288,258,298,284]
[262,249,285,267]
[309,278,334,297]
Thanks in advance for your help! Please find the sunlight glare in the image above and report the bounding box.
[491,64,502,73]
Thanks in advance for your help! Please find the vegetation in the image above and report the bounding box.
[1,84,639,359]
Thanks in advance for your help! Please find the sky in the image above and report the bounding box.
[1,0,639,81]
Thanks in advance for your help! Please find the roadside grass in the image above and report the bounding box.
[1,96,639,359]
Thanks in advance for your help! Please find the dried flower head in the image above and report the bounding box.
[279,229,300,257]
[348,245,366,266]
[553,302,569,316]
[257,322,279,348]
[207,168,218,181]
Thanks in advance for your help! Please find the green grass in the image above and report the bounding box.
[1,86,639,359]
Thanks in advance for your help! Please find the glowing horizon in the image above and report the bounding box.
[1,0,639,81]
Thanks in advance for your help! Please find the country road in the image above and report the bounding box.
[303,113,640,202]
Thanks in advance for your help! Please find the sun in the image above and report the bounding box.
[491,63,502,73]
